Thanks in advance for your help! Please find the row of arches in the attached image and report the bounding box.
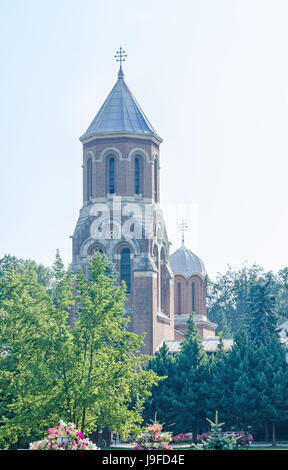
[86,154,159,201]
[175,276,205,316]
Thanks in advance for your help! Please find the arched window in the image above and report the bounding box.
[120,248,131,294]
[154,159,158,202]
[135,156,141,194]
[153,246,160,311]
[108,156,115,194]
[177,282,181,314]
[160,248,166,313]
[87,157,92,200]
[88,244,105,257]
[192,282,195,312]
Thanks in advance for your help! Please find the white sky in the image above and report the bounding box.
[0,0,287,279]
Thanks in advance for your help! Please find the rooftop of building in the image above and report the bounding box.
[170,243,206,278]
[80,62,161,142]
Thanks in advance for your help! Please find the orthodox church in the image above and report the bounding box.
[72,49,226,355]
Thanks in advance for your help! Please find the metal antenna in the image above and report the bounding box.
[115,47,127,79]
[179,220,188,246]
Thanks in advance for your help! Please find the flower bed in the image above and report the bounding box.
[172,433,193,443]
[133,422,173,450]
[29,420,99,450]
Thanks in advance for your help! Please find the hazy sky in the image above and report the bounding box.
[0,0,287,279]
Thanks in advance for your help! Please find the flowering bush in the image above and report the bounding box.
[29,420,99,450]
[172,433,193,443]
[133,422,173,450]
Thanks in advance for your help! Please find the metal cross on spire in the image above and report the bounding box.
[115,47,127,79]
[179,220,188,246]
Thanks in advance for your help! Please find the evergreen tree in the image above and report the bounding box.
[143,342,176,430]
[261,338,288,446]
[247,279,278,346]
[171,315,210,437]
[206,330,247,429]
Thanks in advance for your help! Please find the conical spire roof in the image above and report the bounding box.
[80,71,160,142]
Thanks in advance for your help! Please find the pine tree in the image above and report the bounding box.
[206,330,247,429]
[247,279,279,346]
[143,342,176,430]
[171,315,210,438]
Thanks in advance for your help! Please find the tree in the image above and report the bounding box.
[247,278,279,346]
[200,411,239,450]
[0,254,53,289]
[0,253,160,448]
[207,264,288,336]
[206,330,247,429]
[143,342,176,430]
[171,315,210,437]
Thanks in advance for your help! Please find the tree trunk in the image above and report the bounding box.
[272,422,276,447]
[264,422,269,442]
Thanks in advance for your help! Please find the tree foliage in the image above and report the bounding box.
[207,264,288,336]
[0,253,160,448]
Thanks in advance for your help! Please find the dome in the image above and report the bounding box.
[169,244,206,278]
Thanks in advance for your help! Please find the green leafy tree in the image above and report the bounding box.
[0,254,53,289]
[0,253,160,448]
[207,264,288,336]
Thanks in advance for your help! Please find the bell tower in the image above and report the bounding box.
[72,49,175,354]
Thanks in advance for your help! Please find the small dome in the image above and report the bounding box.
[170,244,206,278]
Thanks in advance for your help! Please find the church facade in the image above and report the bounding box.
[72,53,218,354]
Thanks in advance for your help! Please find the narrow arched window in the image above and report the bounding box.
[154,246,160,310]
[192,282,195,312]
[109,156,115,194]
[87,157,92,200]
[135,156,141,194]
[160,248,166,313]
[120,248,131,294]
[154,159,158,202]
[177,282,181,314]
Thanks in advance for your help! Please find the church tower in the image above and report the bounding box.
[72,49,175,354]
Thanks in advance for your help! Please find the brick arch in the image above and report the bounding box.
[153,156,159,203]
[113,242,134,296]
[105,153,118,195]
[98,147,123,162]
[134,154,143,195]
[127,147,150,163]
[188,274,205,316]
[113,241,135,256]
[174,274,187,315]
[85,150,95,162]
[87,242,106,256]
[80,237,106,258]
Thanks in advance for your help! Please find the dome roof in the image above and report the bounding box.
[169,244,206,278]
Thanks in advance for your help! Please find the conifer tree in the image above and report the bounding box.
[143,342,176,430]
[247,279,278,346]
[171,315,209,437]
